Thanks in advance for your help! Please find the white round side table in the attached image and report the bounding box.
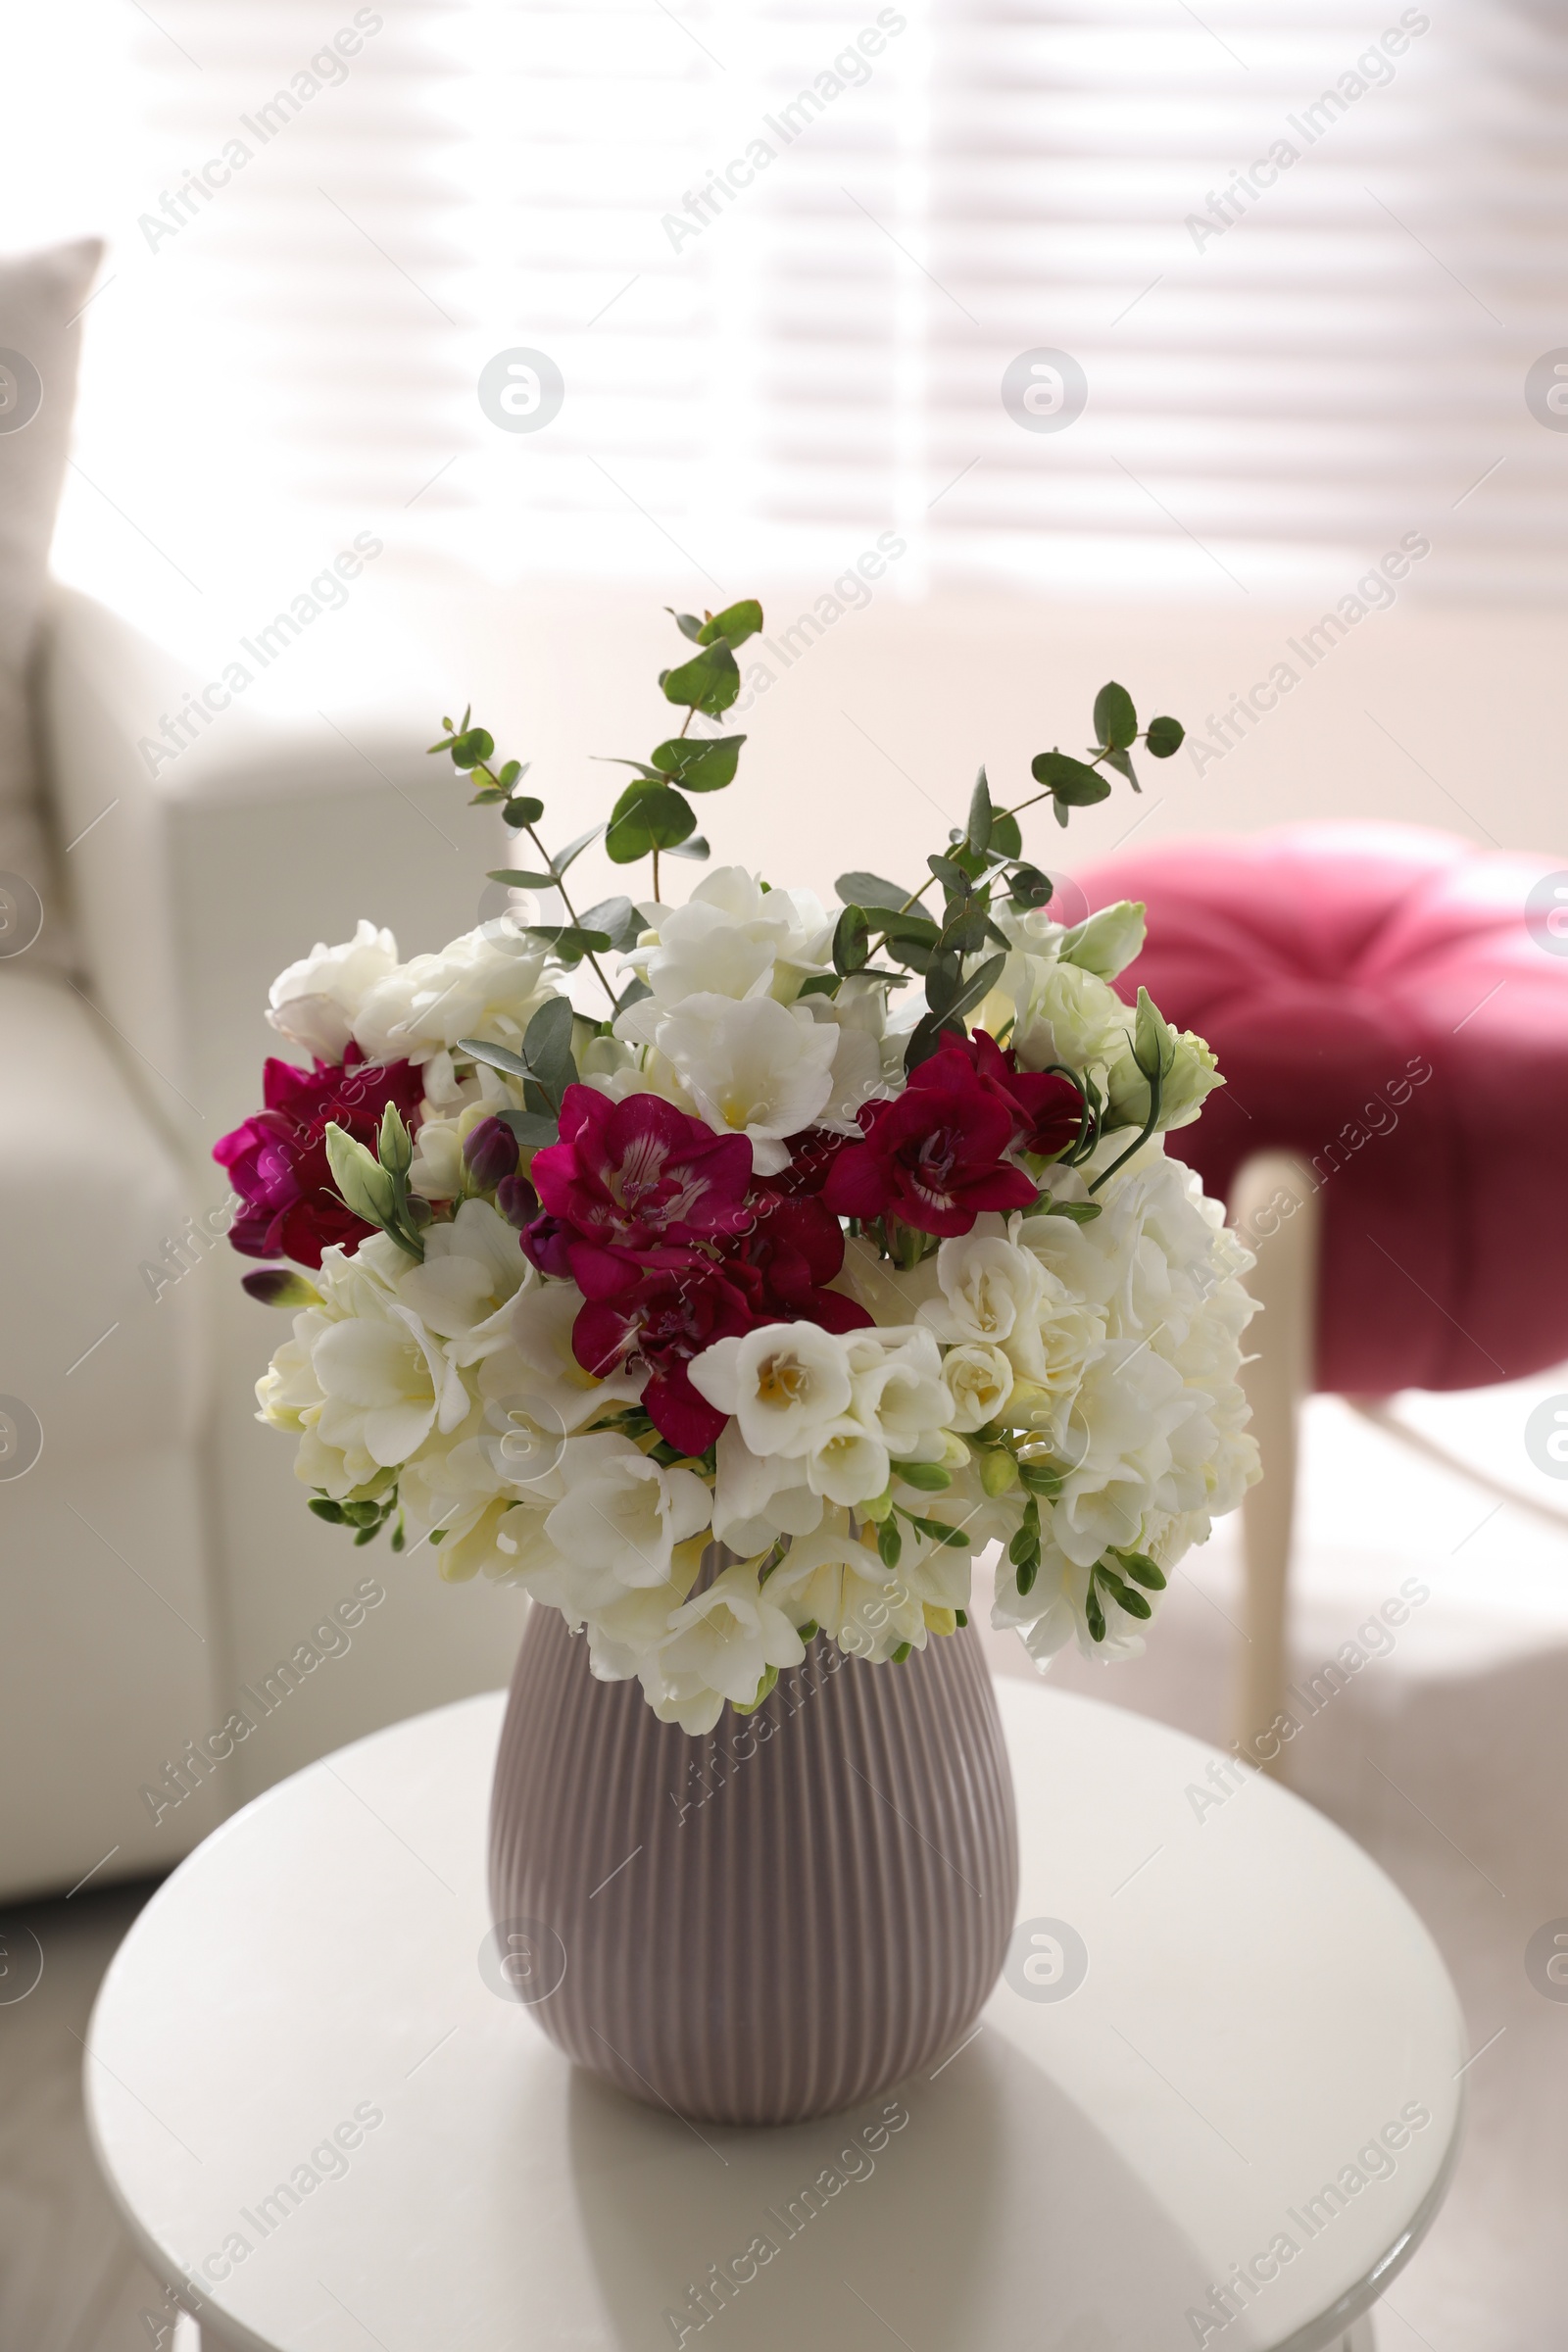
[86,1679,1464,2352]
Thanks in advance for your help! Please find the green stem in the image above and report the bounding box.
[521,818,618,1009]
[1087,1054,1162,1195]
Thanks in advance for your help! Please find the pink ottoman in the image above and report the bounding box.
[1076,822,1568,1753]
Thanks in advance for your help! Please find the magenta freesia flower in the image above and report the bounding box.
[948,1030,1084,1159]
[214,1050,424,1268]
[573,1259,759,1454]
[824,1042,1040,1238]
[528,1084,755,1295]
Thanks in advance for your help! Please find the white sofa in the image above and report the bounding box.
[4,566,1563,1902]
[1,583,539,1902]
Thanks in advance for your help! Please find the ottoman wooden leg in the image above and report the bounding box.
[1228,1152,1320,1774]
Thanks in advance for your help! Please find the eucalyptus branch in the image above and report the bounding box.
[516,808,619,1009]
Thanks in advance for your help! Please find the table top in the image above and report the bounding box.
[86,1680,1464,2352]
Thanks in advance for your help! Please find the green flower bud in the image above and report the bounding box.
[325,1122,396,1226]
[1105,1027,1222,1133]
[1057,899,1146,980]
[980,1448,1019,1497]
[378,1101,414,1178]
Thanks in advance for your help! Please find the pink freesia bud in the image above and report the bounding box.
[464,1115,520,1193]
[496,1171,539,1229]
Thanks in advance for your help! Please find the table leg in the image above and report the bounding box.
[1228,1152,1320,1773]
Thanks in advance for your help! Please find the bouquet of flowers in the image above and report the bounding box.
[219,599,1258,1733]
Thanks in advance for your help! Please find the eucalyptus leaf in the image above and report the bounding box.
[944,951,1005,1027]
[871,909,940,949]
[926,853,972,897]
[1093,681,1138,752]
[496,1106,561,1150]
[664,833,710,859]
[1146,714,1185,759]
[832,905,871,977]
[924,954,962,1018]
[662,639,741,717]
[518,996,578,1116]
[458,1036,531,1081]
[965,767,993,856]
[450,726,494,771]
[550,824,605,876]
[836,869,912,912]
[523,995,579,1090]
[1031,749,1112,807]
[653,733,745,792]
[697,598,762,648]
[606,782,697,862]
[574,895,640,949]
[486,868,558,891]
[525,925,612,960]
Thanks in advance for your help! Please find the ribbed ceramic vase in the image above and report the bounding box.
[489,1599,1018,2127]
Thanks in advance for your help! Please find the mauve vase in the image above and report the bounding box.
[488,1599,1018,2127]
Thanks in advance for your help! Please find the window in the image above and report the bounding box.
[9,0,1565,613]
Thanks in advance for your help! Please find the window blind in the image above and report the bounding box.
[8,0,1566,611]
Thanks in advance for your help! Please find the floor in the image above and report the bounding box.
[0,1877,176,2350]
[4,1379,1566,2351]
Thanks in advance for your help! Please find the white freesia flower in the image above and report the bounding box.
[432,1494,559,1586]
[352,920,555,1067]
[479,1282,646,1446]
[941,1342,1015,1433]
[691,1322,853,1456]
[394,1200,527,1347]
[992,1533,1153,1666]
[710,1420,825,1552]
[918,1230,1052,1377]
[255,1206,530,1506]
[267,919,400,1061]
[293,1293,468,1489]
[1047,1337,1200,1567]
[800,998,888,1132]
[804,1419,891,1508]
[544,1432,712,1603]
[765,1520,928,1661]
[639,1559,807,1733]
[583,1568,705,1684]
[631,867,834,1009]
[845,1327,951,1459]
[652,993,839,1173]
